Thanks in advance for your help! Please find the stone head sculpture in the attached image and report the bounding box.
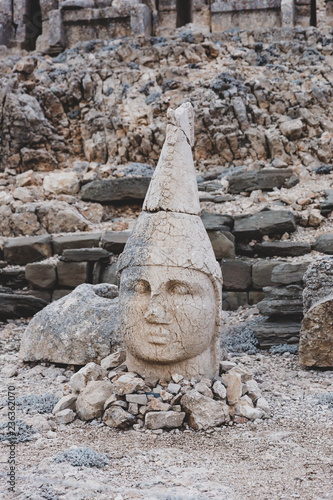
[118,102,222,380]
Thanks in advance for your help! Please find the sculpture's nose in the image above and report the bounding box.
[145,295,171,324]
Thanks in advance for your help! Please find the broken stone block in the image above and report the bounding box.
[221,259,252,291]
[25,262,57,290]
[81,177,151,203]
[0,293,48,320]
[112,374,146,395]
[181,390,229,430]
[233,210,296,240]
[53,394,77,414]
[145,411,185,429]
[76,380,114,421]
[103,406,136,428]
[60,248,110,262]
[101,349,126,371]
[254,241,311,257]
[52,232,101,255]
[312,234,333,255]
[222,372,242,405]
[229,169,294,194]
[70,362,107,393]
[279,119,304,140]
[252,260,281,289]
[57,261,88,287]
[55,409,76,424]
[101,231,130,254]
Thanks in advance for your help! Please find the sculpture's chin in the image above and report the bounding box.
[125,340,212,365]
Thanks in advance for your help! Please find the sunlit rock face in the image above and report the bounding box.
[118,103,222,380]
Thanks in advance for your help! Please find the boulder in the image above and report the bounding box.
[222,372,242,405]
[4,235,52,266]
[19,283,121,365]
[233,210,296,240]
[112,373,146,395]
[181,390,229,430]
[76,380,114,420]
[145,411,185,429]
[55,409,76,424]
[53,395,77,414]
[299,295,333,368]
[81,177,151,203]
[100,349,126,370]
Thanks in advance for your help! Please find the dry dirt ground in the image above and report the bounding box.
[0,319,332,500]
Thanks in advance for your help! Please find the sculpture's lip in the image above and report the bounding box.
[146,328,172,345]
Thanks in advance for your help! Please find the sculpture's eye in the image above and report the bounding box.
[168,282,191,295]
[132,280,151,294]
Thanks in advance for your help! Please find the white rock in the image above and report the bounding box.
[235,400,265,420]
[101,349,126,370]
[212,380,227,400]
[145,411,185,430]
[256,397,270,414]
[167,382,181,394]
[53,394,77,414]
[70,362,107,393]
[181,390,229,430]
[245,379,262,402]
[55,409,75,424]
[76,380,114,421]
[112,374,145,395]
[222,372,242,405]
[43,170,81,195]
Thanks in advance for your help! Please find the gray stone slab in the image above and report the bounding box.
[201,210,234,230]
[320,190,333,216]
[254,320,301,348]
[81,177,151,203]
[60,248,110,262]
[101,231,130,254]
[254,241,311,257]
[229,169,294,194]
[208,231,235,259]
[312,234,333,254]
[57,261,89,288]
[25,263,57,290]
[271,262,309,285]
[0,293,48,319]
[252,260,282,289]
[233,210,296,240]
[52,232,101,255]
[221,259,252,290]
[4,235,52,266]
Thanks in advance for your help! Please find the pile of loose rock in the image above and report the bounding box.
[53,350,270,431]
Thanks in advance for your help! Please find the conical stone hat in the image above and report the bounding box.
[118,102,222,307]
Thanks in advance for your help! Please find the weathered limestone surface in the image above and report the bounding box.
[118,103,222,380]
[299,258,333,368]
[299,295,333,368]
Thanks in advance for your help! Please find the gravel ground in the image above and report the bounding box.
[0,319,332,500]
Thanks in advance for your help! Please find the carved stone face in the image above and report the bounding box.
[119,265,217,365]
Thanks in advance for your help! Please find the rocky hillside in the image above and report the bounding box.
[0,25,333,339]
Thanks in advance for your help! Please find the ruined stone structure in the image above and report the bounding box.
[1,0,331,53]
[117,103,222,380]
